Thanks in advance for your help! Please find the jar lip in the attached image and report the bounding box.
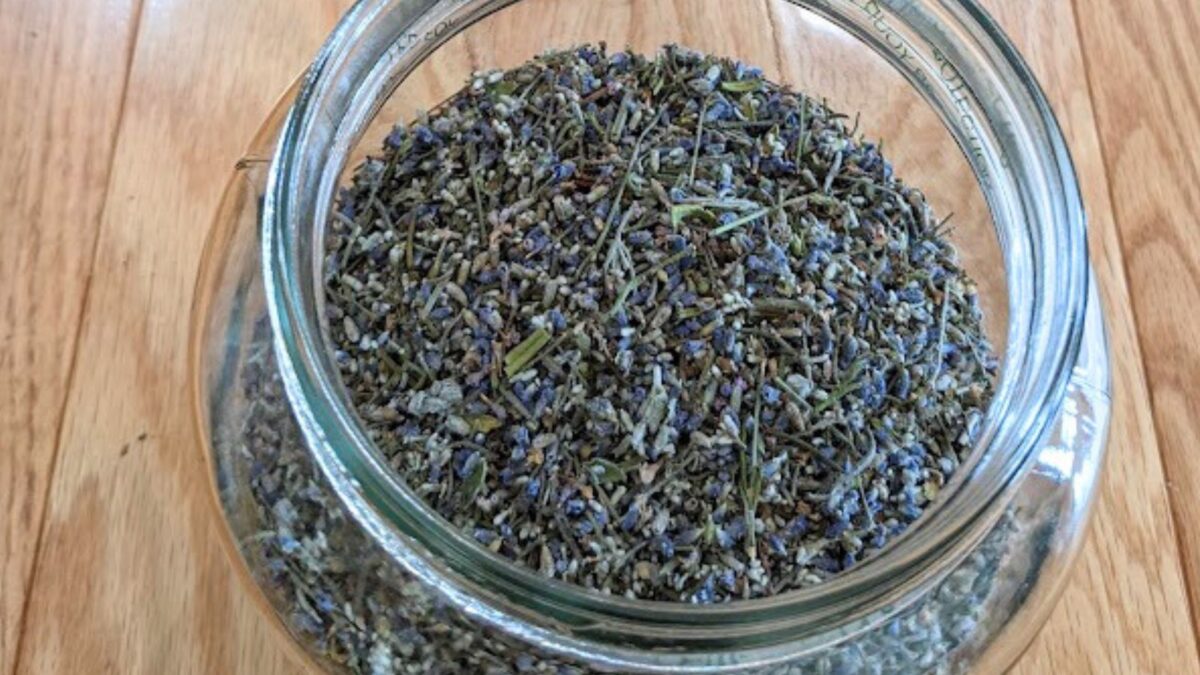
[262,0,1088,659]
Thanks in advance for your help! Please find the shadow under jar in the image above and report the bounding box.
[190,0,1111,673]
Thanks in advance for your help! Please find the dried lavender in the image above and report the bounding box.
[235,336,578,674]
[324,44,997,603]
[229,334,1022,675]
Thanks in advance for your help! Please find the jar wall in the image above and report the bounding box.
[191,0,1109,672]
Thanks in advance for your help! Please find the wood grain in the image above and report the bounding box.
[3,0,1199,672]
[11,1,349,673]
[1072,0,1200,645]
[0,0,140,672]
[982,0,1200,671]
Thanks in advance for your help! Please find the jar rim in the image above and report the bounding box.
[262,0,1088,667]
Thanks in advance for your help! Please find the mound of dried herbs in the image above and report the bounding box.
[235,339,1020,674]
[324,44,997,603]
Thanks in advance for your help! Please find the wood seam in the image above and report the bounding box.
[1068,0,1200,655]
[7,0,148,672]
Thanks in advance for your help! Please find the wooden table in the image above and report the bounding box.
[3,0,1198,672]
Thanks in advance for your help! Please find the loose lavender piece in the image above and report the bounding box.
[324,44,997,603]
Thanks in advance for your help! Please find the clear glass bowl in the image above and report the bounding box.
[190,0,1111,672]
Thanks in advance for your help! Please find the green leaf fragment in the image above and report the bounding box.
[789,233,806,257]
[720,78,763,93]
[808,193,842,209]
[588,459,626,485]
[463,456,488,501]
[504,328,552,378]
[488,80,518,97]
[468,415,504,434]
[670,204,716,228]
[924,482,941,501]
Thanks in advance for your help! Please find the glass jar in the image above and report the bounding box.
[190,0,1111,672]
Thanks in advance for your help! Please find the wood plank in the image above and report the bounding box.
[1071,0,1200,648]
[984,0,1200,662]
[983,0,1200,670]
[12,0,1195,672]
[0,0,140,672]
[11,1,349,673]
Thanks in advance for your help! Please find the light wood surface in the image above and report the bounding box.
[1072,0,1200,644]
[2,0,1198,673]
[0,0,140,672]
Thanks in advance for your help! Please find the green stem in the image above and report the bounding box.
[711,195,810,237]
